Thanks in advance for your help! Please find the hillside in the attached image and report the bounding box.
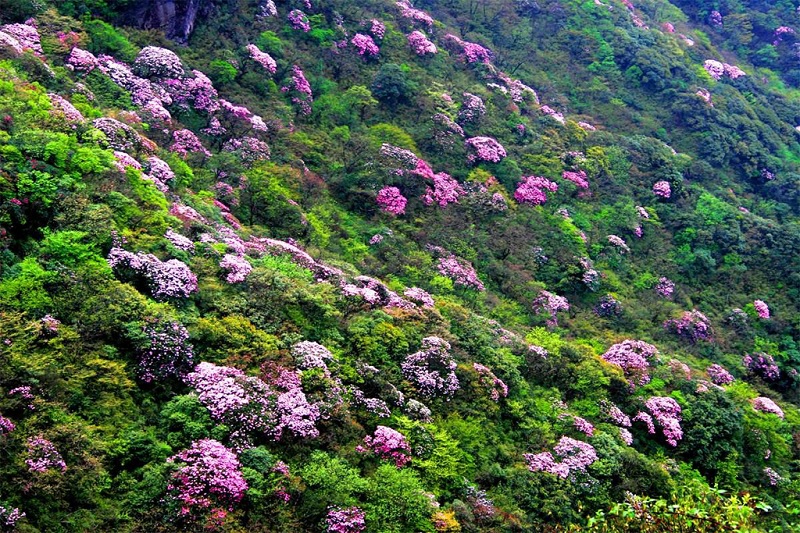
[0,0,800,530]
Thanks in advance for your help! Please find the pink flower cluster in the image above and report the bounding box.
[473,363,508,401]
[753,299,770,319]
[764,467,782,486]
[514,176,558,206]
[93,117,141,152]
[601,401,631,427]
[396,1,434,28]
[743,353,780,381]
[562,170,589,189]
[380,143,419,170]
[246,44,277,74]
[524,436,597,479]
[458,93,486,123]
[533,290,569,328]
[145,156,175,191]
[404,287,434,308]
[376,186,407,215]
[402,337,459,399]
[9,386,34,410]
[292,341,334,374]
[655,277,674,298]
[138,320,195,382]
[703,59,746,80]
[163,70,219,113]
[25,436,66,473]
[288,9,311,32]
[706,364,734,385]
[539,105,565,124]
[167,439,247,518]
[222,137,271,166]
[326,506,366,533]
[422,172,464,207]
[358,426,411,467]
[573,416,594,436]
[407,31,437,55]
[633,411,655,434]
[0,506,25,528]
[445,34,493,64]
[0,23,42,55]
[369,19,386,39]
[752,397,784,418]
[108,247,198,299]
[644,397,682,446]
[465,136,506,163]
[664,310,713,343]
[351,33,379,57]
[281,65,313,115]
[134,46,184,78]
[65,47,98,72]
[602,339,659,386]
[48,93,84,123]
[607,235,630,253]
[113,150,141,173]
[219,254,252,283]
[437,255,484,290]
[431,113,465,149]
[171,129,211,157]
[0,414,15,435]
[653,180,671,198]
[0,29,24,55]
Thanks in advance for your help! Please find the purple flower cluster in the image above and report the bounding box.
[404,287,434,308]
[292,341,334,374]
[25,436,67,473]
[601,401,631,427]
[351,33,379,57]
[444,34,493,64]
[602,339,659,386]
[473,363,508,401]
[465,136,506,163]
[753,299,770,319]
[219,254,252,283]
[655,277,674,298]
[108,247,198,299]
[644,397,682,446]
[146,156,176,190]
[524,436,597,479]
[281,65,313,115]
[48,93,84,123]
[171,129,211,157]
[533,290,569,328]
[113,151,141,173]
[607,235,630,253]
[594,295,621,317]
[514,176,558,206]
[134,46,184,78]
[167,439,247,518]
[404,399,432,421]
[1,23,42,55]
[9,386,34,410]
[246,44,277,74]
[0,414,14,435]
[0,30,24,55]
[222,137,271,166]
[437,255,485,290]
[0,506,24,529]
[407,31,437,55]
[562,170,589,189]
[396,1,434,28]
[706,364,734,385]
[743,353,780,381]
[379,143,419,170]
[65,47,98,72]
[163,70,219,113]
[764,467,782,486]
[572,416,594,437]
[287,9,311,32]
[138,320,195,382]
[376,186,407,215]
[458,93,486,123]
[422,172,464,207]
[752,397,784,419]
[664,310,713,343]
[326,506,366,533]
[358,426,411,467]
[652,180,671,198]
[93,117,141,152]
[369,19,386,39]
[402,337,460,399]
[431,113,465,149]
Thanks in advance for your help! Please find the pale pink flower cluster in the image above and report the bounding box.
[402,337,460,399]
[607,234,630,253]
[533,290,569,328]
[539,105,565,124]
[706,364,734,385]
[326,506,366,533]
[437,255,485,290]
[465,136,506,163]
[473,363,508,401]
[752,397,784,418]
[165,229,195,252]
[281,65,313,115]
[246,44,277,74]
[404,287,434,308]
[458,93,486,123]
[514,176,558,205]
[645,396,682,446]
[703,59,746,80]
[743,353,780,381]
[696,88,713,106]
[444,33,493,64]
[369,19,386,39]
[653,180,671,198]
[134,46,184,78]
[0,23,42,55]
[422,172,464,207]
[407,31,437,55]
[65,47,98,72]
[764,467,782,486]
[171,129,211,157]
[753,299,770,319]
[25,436,66,473]
[524,436,597,479]
[48,93,84,123]
[602,340,659,386]
[107,247,198,299]
[358,426,411,467]
[572,416,594,436]
[655,277,674,298]
[219,254,252,283]
[396,0,434,28]
[351,33,380,57]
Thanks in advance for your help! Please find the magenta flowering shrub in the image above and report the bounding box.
[572,416,594,437]
[287,9,311,32]
[655,277,674,298]
[633,411,655,434]
[134,46,184,78]
[514,176,558,206]
[404,287,434,308]
[65,47,98,72]
[1,23,42,55]
[358,426,411,467]
[524,436,597,479]
[652,180,671,198]
[402,336,460,399]
[607,235,630,253]
[458,93,486,124]
[171,129,211,157]
[376,186,407,215]
[743,353,780,381]
[644,396,682,446]
[753,299,770,319]
[351,33,379,57]
[562,170,589,189]
[0,505,24,529]
[281,65,313,115]
[437,255,484,290]
[25,436,67,473]
[219,254,252,283]
[444,34,493,64]
[0,414,15,436]
[108,248,198,299]
[368,19,385,39]
[163,70,219,113]
[473,363,508,401]
[166,439,247,519]
[138,320,195,382]
[396,0,434,28]
[465,136,506,163]
[664,310,713,343]
[533,290,569,328]
[752,397,784,418]
[407,31,437,55]
[326,506,366,533]
[246,44,277,74]
[222,137,271,166]
[707,364,734,385]
[422,172,464,207]
[601,339,659,386]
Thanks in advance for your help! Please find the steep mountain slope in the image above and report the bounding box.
[0,0,800,531]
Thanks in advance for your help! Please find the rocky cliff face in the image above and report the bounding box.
[123,0,211,43]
